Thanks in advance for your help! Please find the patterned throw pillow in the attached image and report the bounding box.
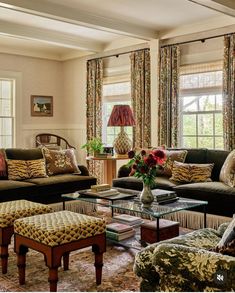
[43,148,81,176]
[219,149,235,187]
[7,159,48,180]
[170,161,214,183]
[213,217,235,256]
[7,160,30,180]
[27,159,48,179]
[157,150,188,177]
[0,149,7,179]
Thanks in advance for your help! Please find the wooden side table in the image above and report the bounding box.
[86,155,128,186]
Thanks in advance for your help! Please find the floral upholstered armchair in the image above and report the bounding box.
[134,223,235,292]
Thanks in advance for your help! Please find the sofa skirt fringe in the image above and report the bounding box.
[113,208,232,230]
[49,200,97,214]
[163,210,232,230]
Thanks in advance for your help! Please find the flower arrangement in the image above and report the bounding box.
[127,149,166,187]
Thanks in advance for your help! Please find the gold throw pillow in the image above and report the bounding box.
[7,159,47,180]
[170,161,214,183]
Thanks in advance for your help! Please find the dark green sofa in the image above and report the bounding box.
[0,148,96,204]
[113,148,235,218]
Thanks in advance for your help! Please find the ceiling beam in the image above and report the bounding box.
[0,20,104,52]
[188,0,235,17]
[0,0,157,40]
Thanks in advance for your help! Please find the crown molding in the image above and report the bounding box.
[0,0,157,40]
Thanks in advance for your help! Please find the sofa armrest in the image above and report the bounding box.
[117,164,132,178]
[78,165,89,176]
[152,243,235,291]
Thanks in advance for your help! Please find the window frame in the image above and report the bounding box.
[179,70,223,149]
[0,71,22,148]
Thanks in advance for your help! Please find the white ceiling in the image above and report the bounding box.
[0,0,234,60]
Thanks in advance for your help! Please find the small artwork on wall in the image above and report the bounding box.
[31,95,53,117]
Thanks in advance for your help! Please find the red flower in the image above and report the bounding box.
[128,150,135,159]
[152,149,165,159]
[140,149,146,156]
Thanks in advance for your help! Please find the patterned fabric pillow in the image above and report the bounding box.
[27,159,48,179]
[7,160,29,180]
[170,161,214,183]
[157,150,188,177]
[219,149,235,187]
[43,148,81,176]
[7,159,48,180]
[0,149,7,179]
[217,217,235,248]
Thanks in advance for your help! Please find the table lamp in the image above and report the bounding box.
[107,105,135,155]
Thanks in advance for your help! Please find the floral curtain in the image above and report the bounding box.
[130,49,151,148]
[158,45,180,147]
[86,58,103,183]
[222,34,235,151]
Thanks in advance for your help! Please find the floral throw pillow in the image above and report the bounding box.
[219,149,235,187]
[43,148,81,176]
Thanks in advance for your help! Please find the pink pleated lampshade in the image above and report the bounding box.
[107,105,135,127]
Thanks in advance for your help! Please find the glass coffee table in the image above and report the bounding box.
[62,189,208,242]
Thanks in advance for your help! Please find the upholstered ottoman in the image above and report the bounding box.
[0,199,52,274]
[14,210,106,292]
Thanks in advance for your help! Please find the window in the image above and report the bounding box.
[102,82,132,145]
[0,79,15,148]
[179,64,223,149]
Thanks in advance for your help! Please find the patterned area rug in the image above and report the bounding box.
[0,243,140,292]
[0,205,191,292]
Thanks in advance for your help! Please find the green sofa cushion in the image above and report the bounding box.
[5,148,43,160]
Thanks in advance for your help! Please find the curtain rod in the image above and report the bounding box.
[160,32,233,48]
[87,47,150,61]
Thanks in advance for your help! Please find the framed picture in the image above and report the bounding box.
[31,95,53,117]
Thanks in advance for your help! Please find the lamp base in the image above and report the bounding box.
[113,127,132,155]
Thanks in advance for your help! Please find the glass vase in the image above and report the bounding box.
[140,182,154,208]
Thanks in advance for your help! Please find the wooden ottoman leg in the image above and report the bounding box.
[17,252,27,285]
[0,226,14,274]
[14,234,29,285]
[0,245,9,274]
[92,234,106,285]
[63,252,69,271]
[48,267,58,292]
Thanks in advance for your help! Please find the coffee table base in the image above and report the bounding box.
[140,219,179,244]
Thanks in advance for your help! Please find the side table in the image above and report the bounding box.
[86,155,128,185]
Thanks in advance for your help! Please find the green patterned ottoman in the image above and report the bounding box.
[14,210,106,292]
[0,199,52,274]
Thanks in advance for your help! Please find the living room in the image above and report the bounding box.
[0,0,235,292]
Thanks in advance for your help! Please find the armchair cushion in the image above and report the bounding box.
[134,225,235,292]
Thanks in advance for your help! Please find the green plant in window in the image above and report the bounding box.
[81,138,104,155]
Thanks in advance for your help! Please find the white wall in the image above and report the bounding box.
[0,53,65,148]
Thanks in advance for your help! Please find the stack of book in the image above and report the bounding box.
[112,214,143,227]
[152,191,178,204]
[106,222,135,241]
